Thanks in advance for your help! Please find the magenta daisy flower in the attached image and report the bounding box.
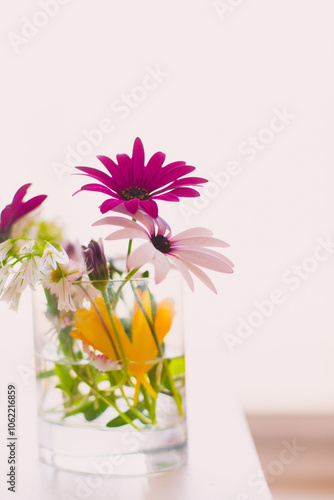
[93,212,234,293]
[74,137,208,218]
[0,184,47,241]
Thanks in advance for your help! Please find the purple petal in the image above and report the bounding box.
[116,154,132,186]
[149,165,196,191]
[164,176,208,188]
[139,199,158,218]
[97,155,122,179]
[76,167,120,191]
[74,183,116,197]
[13,195,47,226]
[124,199,139,214]
[132,138,145,186]
[99,199,123,213]
[1,184,33,230]
[142,152,166,188]
[167,187,200,198]
[0,206,11,231]
[163,161,188,169]
[153,193,180,202]
[12,184,31,205]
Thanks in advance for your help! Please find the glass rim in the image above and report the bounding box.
[72,277,155,285]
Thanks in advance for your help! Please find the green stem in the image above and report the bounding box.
[80,284,120,360]
[162,359,183,416]
[62,393,92,416]
[101,289,129,380]
[127,239,133,259]
[120,387,151,425]
[77,285,130,391]
[141,385,157,425]
[72,366,139,430]
[111,267,140,308]
[130,282,183,417]
[130,283,163,357]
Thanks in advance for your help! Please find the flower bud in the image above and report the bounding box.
[82,239,109,291]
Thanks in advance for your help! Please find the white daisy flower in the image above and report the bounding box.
[41,243,69,270]
[41,260,85,312]
[89,352,122,372]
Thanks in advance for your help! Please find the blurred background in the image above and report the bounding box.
[1,1,333,498]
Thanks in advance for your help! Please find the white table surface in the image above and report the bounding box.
[0,302,272,499]
[0,389,272,500]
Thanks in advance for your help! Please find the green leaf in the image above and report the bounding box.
[106,404,146,427]
[44,288,59,317]
[55,364,76,393]
[106,408,137,428]
[63,398,92,418]
[96,372,109,384]
[148,361,163,393]
[84,399,109,421]
[169,357,185,376]
[58,326,74,358]
[55,383,73,397]
[37,369,56,379]
[148,289,157,323]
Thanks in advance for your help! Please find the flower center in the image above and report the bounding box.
[50,269,62,283]
[121,187,149,200]
[151,234,171,254]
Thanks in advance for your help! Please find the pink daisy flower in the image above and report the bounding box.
[93,212,234,293]
[74,137,208,218]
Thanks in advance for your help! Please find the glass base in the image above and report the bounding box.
[38,417,187,475]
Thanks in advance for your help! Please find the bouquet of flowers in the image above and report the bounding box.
[0,138,233,432]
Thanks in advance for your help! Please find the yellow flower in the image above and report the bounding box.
[71,290,174,403]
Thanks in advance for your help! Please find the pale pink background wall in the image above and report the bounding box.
[1,0,333,413]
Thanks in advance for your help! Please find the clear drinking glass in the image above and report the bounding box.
[32,274,187,475]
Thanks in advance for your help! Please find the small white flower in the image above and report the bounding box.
[17,256,42,290]
[41,243,69,270]
[18,239,36,255]
[89,352,122,372]
[40,260,85,312]
[1,273,22,310]
[56,278,76,312]
[0,264,10,294]
[0,240,13,262]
